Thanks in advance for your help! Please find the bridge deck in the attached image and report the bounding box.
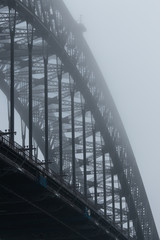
[0,135,127,240]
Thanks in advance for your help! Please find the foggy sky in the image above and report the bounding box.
[63,0,160,235]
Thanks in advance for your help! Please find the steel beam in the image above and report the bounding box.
[70,79,75,190]
[102,146,107,218]
[93,127,97,207]
[111,169,115,225]
[27,22,33,160]
[57,59,63,176]
[44,48,48,170]
[82,107,87,198]
[9,7,16,144]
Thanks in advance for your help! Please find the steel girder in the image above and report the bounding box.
[0,0,159,240]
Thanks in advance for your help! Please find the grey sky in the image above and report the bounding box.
[63,0,160,234]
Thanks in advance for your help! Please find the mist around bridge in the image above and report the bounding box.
[63,0,160,235]
[0,0,159,238]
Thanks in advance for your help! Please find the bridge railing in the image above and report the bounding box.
[0,132,129,239]
[0,0,158,238]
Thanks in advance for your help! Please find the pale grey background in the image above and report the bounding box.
[0,0,159,235]
[63,0,160,235]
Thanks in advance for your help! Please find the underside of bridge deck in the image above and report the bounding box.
[0,137,126,240]
[0,0,159,239]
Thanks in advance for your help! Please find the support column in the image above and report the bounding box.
[70,77,75,190]
[27,22,33,160]
[111,169,115,225]
[127,196,130,239]
[9,7,16,144]
[128,215,130,238]
[43,40,49,170]
[120,192,123,231]
[57,58,63,177]
[81,96,87,198]
[92,123,97,207]
[21,119,26,148]
[102,145,107,217]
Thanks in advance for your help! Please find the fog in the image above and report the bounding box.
[63,0,160,234]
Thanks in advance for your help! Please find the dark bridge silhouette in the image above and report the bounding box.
[0,0,159,240]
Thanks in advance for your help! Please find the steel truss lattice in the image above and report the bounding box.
[0,0,159,240]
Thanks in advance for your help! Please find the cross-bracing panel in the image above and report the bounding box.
[0,1,159,239]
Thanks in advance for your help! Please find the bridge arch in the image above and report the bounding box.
[0,0,159,239]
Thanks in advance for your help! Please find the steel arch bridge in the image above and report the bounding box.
[0,0,159,240]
